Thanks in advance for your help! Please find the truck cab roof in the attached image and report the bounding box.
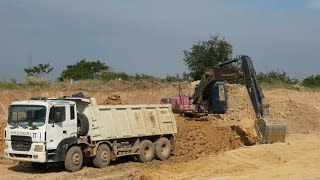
[11,99,77,106]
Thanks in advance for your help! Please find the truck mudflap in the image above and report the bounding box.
[255,118,287,144]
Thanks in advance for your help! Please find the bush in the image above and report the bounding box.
[26,77,49,87]
[100,72,131,82]
[257,70,298,85]
[163,74,185,83]
[132,74,159,81]
[302,75,320,88]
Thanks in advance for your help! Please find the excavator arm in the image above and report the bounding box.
[222,55,286,143]
[219,55,270,118]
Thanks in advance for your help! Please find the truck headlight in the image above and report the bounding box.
[4,143,8,149]
[34,145,44,152]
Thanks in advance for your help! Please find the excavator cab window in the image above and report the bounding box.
[210,82,228,114]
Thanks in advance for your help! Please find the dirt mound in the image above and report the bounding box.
[174,116,257,161]
[265,89,320,134]
[225,85,320,135]
[103,94,123,105]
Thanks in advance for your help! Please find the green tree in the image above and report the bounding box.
[24,63,54,78]
[183,35,233,80]
[302,75,320,88]
[59,59,109,81]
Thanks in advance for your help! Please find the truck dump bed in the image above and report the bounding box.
[74,98,177,141]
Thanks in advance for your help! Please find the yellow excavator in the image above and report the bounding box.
[162,55,287,144]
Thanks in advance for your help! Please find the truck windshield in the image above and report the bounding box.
[8,105,46,128]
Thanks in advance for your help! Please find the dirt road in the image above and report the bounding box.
[0,134,319,180]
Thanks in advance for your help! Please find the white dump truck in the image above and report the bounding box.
[4,97,177,172]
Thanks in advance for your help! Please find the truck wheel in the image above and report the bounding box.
[138,140,155,163]
[154,137,171,161]
[93,144,111,168]
[77,113,89,136]
[64,146,83,172]
[30,162,47,170]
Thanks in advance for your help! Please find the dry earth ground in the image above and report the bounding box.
[0,81,319,179]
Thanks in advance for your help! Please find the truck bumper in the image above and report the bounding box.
[4,142,47,163]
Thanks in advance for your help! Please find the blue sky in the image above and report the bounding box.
[0,0,319,81]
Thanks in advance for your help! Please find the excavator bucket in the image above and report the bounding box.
[255,118,287,144]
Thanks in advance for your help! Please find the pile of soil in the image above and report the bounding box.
[174,117,257,161]
[266,89,320,134]
[175,117,243,159]
[104,94,122,105]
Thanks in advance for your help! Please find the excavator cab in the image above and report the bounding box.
[210,82,228,114]
[193,81,228,114]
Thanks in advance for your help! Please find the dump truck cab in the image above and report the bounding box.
[4,99,78,163]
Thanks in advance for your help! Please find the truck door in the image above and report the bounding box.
[65,104,77,138]
[46,105,70,150]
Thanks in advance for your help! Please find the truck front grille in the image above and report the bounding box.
[11,135,32,151]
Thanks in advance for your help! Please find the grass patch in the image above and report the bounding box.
[0,80,21,89]
[26,77,49,87]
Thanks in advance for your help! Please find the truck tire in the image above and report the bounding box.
[154,137,171,161]
[138,140,155,163]
[64,146,83,172]
[93,144,111,168]
[30,162,47,170]
[77,113,89,136]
